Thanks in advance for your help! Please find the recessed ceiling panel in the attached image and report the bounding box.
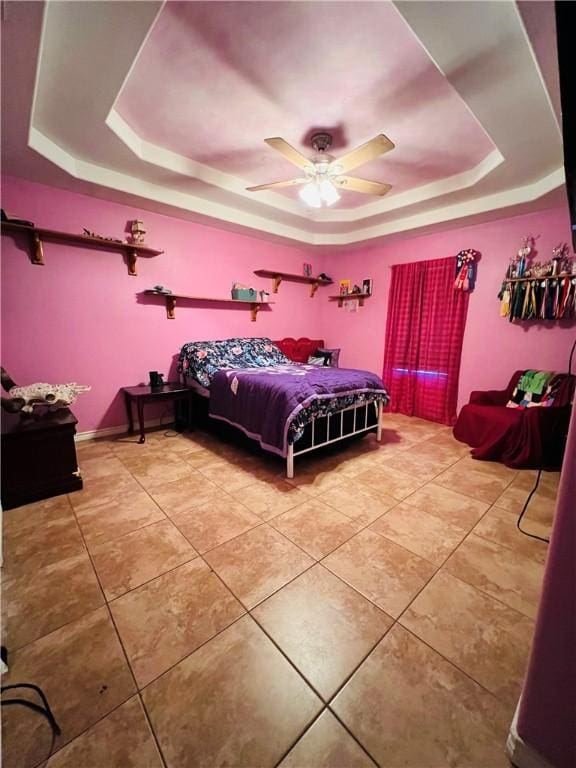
[115,0,495,208]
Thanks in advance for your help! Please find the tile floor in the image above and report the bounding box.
[1,414,558,768]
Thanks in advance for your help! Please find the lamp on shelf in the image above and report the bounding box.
[299,179,340,208]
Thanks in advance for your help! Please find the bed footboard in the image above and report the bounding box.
[286,400,382,478]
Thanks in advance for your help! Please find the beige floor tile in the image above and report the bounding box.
[2,495,73,534]
[165,434,211,456]
[235,478,309,520]
[46,697,163,768]
[318,481,398,526]
[2,553,104,649]
[78,455,128,480]
[253,565,392,700]
[336,452,383,479]
[400,571,534,708]
[378,426,422,450]
[493,471,558,521]
[370,502,466,565]
[75,439,115,460]
[110,559,245,687]
[402,440,466,466]
[287,466,346,496]
[149,471,225,517]
[322,530,436,618]
[74,489,165,547]
[403,482,489,530]
[433,465,512,504]
[124,456,195,492]
[353,466,426,501]
[332,624,510,768]
[108,438,168,460]
[452,456,518,480]
[172,498,262,553]
[384,452,451,482]
[271,499,362,560]
[200,460,271,491]
[1,607,135,768]
[2,508,85,576]
[279,710,376,767]
[181,447,226,469]
[444,534,544,618]
[68,472,142,513]
[473,505,549,564]
[142,616,322,768]
[89,520,197,600]
[204,525,314,609]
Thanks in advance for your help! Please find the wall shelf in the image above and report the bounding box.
[143,290,274,321]
[254,269,333,298]
[505,274,575,282]
[329,293,372,307]
[1,221,163,276]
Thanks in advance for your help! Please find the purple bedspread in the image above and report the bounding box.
[208,363,388,456]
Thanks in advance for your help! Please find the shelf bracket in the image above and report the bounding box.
[166,296,176,319]
[250,303,260,322]
[309,282,319,298]
[31,231,44,265]
[127,249,138,277]
[272,275,282,293]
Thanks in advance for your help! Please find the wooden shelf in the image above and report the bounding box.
[505,274,574,282]
[254,269,333,298]
[143,291,274,321]
[1,221,163,276]
[329,293,372,307]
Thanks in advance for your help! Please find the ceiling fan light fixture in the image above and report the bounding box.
[319,179,340,206]
[299,182,322,208]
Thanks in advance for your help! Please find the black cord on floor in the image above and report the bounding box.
[516,468,550,543]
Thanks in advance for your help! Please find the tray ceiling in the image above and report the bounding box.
[1,0,566,248]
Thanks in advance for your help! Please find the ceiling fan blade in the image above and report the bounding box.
[332,176,392,196]
[246,178,307,192]
[264,138,311,170]
[329,134,395,174]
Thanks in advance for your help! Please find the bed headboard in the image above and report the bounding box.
[274,337,324,363]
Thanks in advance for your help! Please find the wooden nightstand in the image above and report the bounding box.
[122,383,193,443]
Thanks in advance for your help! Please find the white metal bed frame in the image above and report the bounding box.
[286,400,383,478]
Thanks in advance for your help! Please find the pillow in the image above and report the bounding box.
[315,347,340,367]
[307,355,327,366]
[506,371,559,408]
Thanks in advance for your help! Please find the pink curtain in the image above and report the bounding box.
[382,256,469,425]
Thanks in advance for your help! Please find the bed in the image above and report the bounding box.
[178,337,389,477]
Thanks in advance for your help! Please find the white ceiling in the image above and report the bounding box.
[1,1,567,248]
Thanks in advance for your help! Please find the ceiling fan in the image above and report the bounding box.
[246,131,395,208]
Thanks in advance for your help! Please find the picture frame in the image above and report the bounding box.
[302,263,312,277]
[362,278,373,296]
[339,279,351,295]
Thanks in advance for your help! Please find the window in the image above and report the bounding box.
[382,256,469,425]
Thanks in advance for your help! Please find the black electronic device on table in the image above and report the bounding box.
[149,371,164,389]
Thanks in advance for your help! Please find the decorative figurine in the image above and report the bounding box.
[130,220,146,245]
[1,367,90,414]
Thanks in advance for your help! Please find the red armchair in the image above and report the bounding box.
[453,370,575,469]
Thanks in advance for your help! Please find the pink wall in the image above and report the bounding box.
[2,174,573,435]
[319,206,576,409]
[1,176,326,433]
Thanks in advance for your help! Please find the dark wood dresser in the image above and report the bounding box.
[1,407,82,510]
